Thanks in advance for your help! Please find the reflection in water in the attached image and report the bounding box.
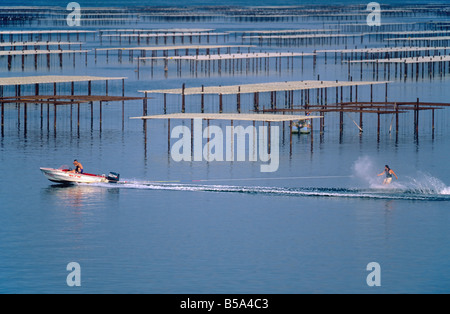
[43,184,119,210]
[384,200,395,212]
[384,200,396,242]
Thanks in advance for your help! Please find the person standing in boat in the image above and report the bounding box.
[71,160,84,174]
[377,165,398,185]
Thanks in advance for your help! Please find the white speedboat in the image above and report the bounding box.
[40,168,120,184]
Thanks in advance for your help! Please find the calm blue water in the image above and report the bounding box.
[1,3,450,294]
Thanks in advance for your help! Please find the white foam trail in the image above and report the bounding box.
[353,156,384,188]
[84,168,450,201]
[86,181,450,201]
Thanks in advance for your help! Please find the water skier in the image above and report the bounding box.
[378,165,398,185]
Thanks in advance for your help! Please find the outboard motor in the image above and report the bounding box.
[107,172,120,183]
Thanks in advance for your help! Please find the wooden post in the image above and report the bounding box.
[377,112,381,137]
[71,81,75,129]
[100,101,103,131]
[168,119,171,154]
[335,86,338,106]
[1,101,4,137]
[396,105,399,135]
[122,79,125,130]
[370,84,373,104]
[0,86,3,136]
[289,120,293,155]
[237,86,241,113]
[385,83,388,102]
[432,109,435,139]
[201,85,204,113]
[77,102,80,131]
[143,92,148,117]
[54,103,57,133]
[320,109,324,135]
[256,92,259,111]
[16,85,21,127]
[22,99,27,134]
[191,119,194,153]
[88,81,93,127]
[415,98,419,135]
[182,83,186,113]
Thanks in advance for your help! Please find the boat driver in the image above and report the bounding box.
[72,160,84,174]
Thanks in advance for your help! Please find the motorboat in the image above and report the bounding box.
[40,167,120,184]
[291,122,311,134]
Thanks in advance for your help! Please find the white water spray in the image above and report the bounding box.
[407,172,450,195]
[353,156,449,194]
[352,156,396,188]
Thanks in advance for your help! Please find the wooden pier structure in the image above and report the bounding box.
[94,45,255,64]
[137,52,315,77]
[1,4,449,148]
[100,32,230,45]
[131,113,321,155]
[0,30,96,43]
[0,41,83,51]
[348,55,450,80]
[0,49,90,70]
[0,76,145,136]
[261,100,450,140]
[137,80,389,141]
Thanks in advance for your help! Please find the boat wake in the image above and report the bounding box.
[86,181,450,201]
[68,156,450,201]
